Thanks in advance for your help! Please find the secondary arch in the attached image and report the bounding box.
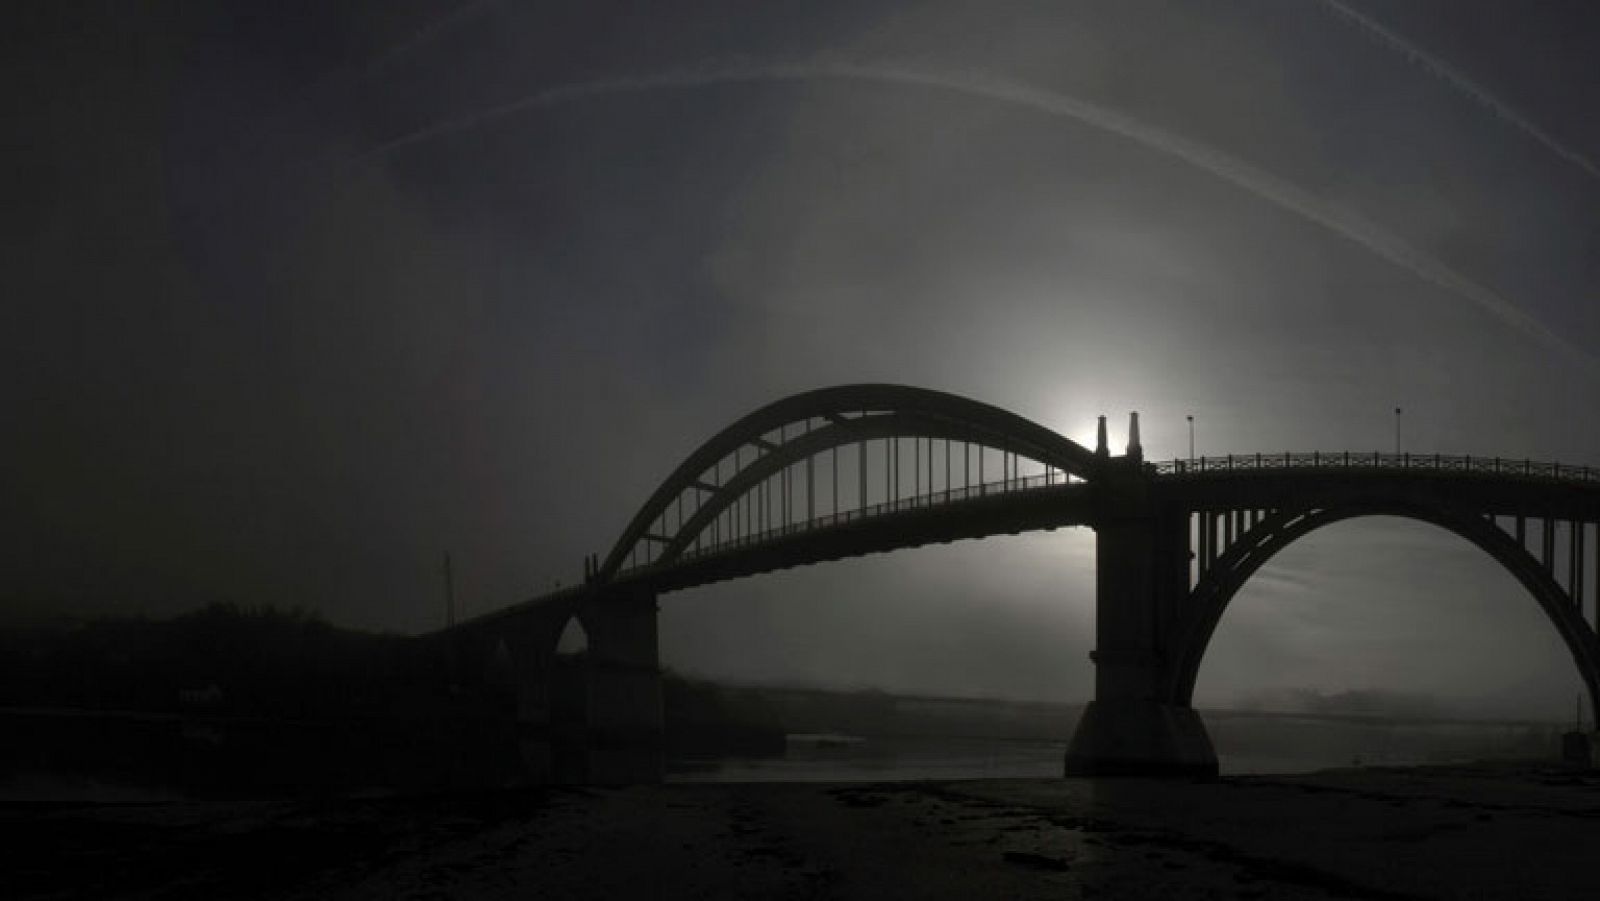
[1169,502,1600,726]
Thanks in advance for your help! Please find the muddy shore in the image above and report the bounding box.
[9,763,1600,899]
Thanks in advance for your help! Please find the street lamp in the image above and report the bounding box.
[1187,415,1195,461]
[1394,406,1402,456]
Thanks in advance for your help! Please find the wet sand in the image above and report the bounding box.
[9,763,1600,899]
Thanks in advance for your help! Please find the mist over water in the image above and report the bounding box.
[668,720,1563,785]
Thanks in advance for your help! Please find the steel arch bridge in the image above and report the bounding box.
[446,384,1600,783]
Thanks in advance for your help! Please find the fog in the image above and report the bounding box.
[7,1,1599,721]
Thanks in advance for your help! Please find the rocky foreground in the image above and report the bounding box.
[9,763,1600,899]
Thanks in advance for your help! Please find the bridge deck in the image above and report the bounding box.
[465,451,1600,627]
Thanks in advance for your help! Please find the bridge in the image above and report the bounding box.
[441,385,1600,782]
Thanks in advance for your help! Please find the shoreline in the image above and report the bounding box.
[10,760,1600,899]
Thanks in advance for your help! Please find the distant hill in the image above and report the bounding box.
[0,604,470,719]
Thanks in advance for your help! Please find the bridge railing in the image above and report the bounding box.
[1153,452,1600,483]
[660,470,1080,569]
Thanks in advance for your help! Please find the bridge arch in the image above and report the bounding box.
[554,614,591,656]
[600,384,1098,580]
[1168,502,1600,725]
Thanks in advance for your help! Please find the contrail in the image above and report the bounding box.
[358,58,1592,374]
[177,0,503,228]
[360,0,503,80]
[1318,0,1600,184]
[290,0,504,109]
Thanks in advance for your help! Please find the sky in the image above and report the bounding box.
[7,0,1600,719]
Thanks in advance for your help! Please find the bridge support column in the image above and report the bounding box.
[582,587,664,784]
[1065,701,1216,779]
[499,619,561,785]
[1065,489,1218,779]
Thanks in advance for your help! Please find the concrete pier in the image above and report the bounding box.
[1065,444,1219,778]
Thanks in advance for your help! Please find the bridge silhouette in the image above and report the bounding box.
[442,385,1600,782]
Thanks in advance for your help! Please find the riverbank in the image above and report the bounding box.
[9,761,1599,899]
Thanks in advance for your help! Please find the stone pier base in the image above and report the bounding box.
[1063,700,1218,779]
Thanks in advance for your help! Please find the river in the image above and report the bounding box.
[668,718,1560,782]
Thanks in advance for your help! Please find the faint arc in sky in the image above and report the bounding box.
[361,59,1594,375]
[177,0,502,230]
[1318,0,1600,185]
[361,0,503,80]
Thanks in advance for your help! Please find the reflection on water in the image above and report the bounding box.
[667,727,1527,783]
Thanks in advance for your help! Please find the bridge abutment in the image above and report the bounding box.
[489,588,663,785]
[497,615,564,784]
[1065,472,1218,778]
[580,588,664,784]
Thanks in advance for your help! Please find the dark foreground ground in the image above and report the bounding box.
[8,762,1600,900]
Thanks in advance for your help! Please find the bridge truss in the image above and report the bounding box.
[600,385,1099,580]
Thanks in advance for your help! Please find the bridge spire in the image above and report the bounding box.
[1096,415,1109,457]
[1127,411,1143,462]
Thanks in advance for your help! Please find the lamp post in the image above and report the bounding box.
[1394,406,1402,455]
[1187,414,1195,461]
